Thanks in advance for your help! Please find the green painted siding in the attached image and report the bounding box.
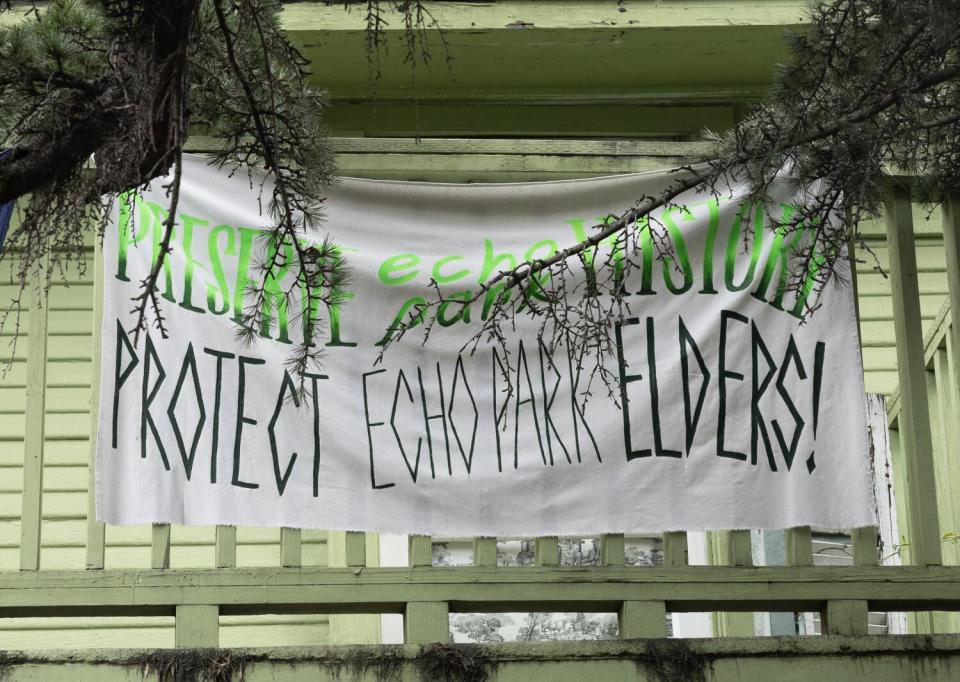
[0,260,335,647]
[859,206,949,395]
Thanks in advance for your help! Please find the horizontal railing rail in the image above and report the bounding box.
[4,562,959,642]
[3,565,960,614]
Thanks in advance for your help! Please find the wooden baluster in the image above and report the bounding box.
[822,600,869,636]
[535,536,559,567]
[887,424,912,565]
[851,527,879,566]
[281,527,302,568]
[20,260,48,571]
[662,532,688,566]
[759,529,806,635]
[599,533,665,637]
[474,537,497,567]
[408,535,433,567]
[852,391,885,566]
[175,604,219,648]
[619,601,668,639]
[404,601,449,644]
[847,234,880,567]
[716,530,753,567]
[600,534,624,566]
[328,532,373,644]
[152,523,171,569]
[85,242,106,570]
[885,182,942,565]
[344,531,366,567]
[710,531,754,637]
[405,535,448,643]
[785,527,813,567]
[619,535,668,637]
[216,525,237,568]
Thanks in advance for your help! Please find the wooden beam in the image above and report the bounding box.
[280,1,808,32]
[823,600,869,636]
[0,566,957,616]
[19,259,48,571]
[884,183,942,566]
[619,601,668,638]
[184,136,719,181]
[405,601,449,644]
[281,2,802,103]
[185,136,718,156]
[321,102,738,138]
[175,604,219,648]
[85,242,105,570]
[329,137,718,157]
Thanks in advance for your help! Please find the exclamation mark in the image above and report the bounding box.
[807,341,825,474]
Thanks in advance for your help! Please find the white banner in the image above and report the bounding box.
[96,155,875,535]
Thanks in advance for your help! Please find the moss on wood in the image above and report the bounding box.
[135,649,247,682]
[416,643,492,682]
[115,644,490,682]
[640,640,712,682]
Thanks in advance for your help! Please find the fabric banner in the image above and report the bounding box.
[96,155,875,535]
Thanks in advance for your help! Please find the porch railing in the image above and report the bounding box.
[4,160,960,649]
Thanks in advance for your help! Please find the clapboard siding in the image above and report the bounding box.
[0,257,332,647]
[855,204,947,394]
[0,541,327,571]
[0,615,331,649]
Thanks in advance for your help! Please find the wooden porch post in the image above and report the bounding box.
[20,259,48,571]
[85,241,106,569]
[884,182,942,566]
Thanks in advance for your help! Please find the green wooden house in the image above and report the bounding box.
[2,1,960,679]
